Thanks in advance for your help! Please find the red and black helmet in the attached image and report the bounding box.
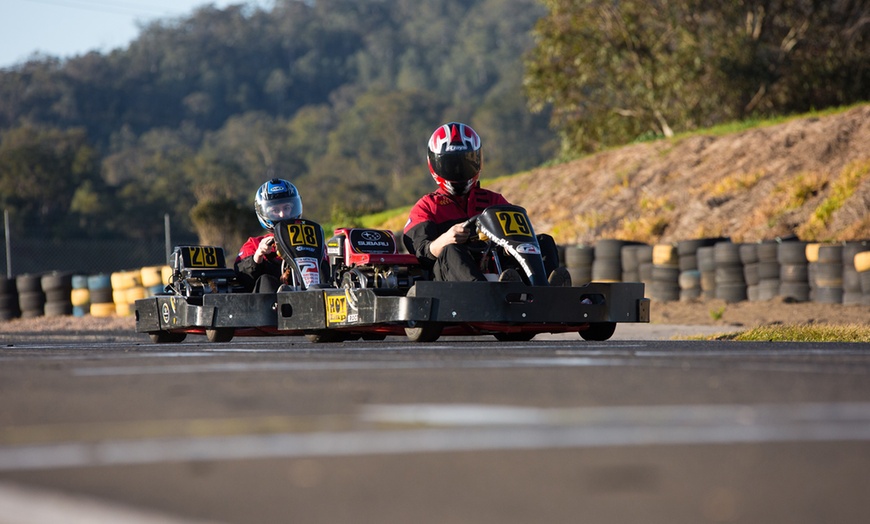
[427,122,482,196]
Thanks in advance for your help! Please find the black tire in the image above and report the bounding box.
[777,242,809,265]
[149,331,187,343]
[580,322,617,341]
[44,301,73,317]
[15,274,42,293]
[206,327,234,343]
[494,332,536,342]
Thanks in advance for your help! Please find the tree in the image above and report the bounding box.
[525,0,870,155]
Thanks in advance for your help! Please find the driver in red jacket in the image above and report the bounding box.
[404,122,563,282]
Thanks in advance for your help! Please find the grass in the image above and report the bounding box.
[701,323,870,342]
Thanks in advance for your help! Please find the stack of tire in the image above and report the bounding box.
[41,271,73,317]
[620,243,644,282]
[140,266,167,297]
[755,242,781,301]
[650,243,680,302]
[843,241,870,305]
[777,240,809,302]
[564,245,594,286]
[740,243,761,301]
[696,246,717,299]
[71,275,90,317]
[15,274,44,319]
[855,249,870,305]
[0,277,20,320]
[111,270,143,316]
[810,243,844,304]
[634,245,654,297]
[592,239,625,282]
[88,273,115,318]
[677,238,728,302]
[713,241,746,303]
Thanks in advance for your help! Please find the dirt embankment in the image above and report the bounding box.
[488,105,870,246]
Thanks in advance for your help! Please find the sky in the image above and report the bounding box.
[1,0,269,69]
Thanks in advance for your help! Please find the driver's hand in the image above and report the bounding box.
[254,236,275,264]
[429,224,470,257]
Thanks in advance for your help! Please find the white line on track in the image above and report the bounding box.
[1,402,869,472]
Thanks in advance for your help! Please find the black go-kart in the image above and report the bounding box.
[134,205,649,343]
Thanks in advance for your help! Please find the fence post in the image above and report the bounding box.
[4,210,11,279]
[164,213,172,264]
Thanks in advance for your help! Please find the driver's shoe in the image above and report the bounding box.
[548,267,572,287]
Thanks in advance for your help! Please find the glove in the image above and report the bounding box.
[254,236,275,264]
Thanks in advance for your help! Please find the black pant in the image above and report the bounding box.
[433,234,560,282]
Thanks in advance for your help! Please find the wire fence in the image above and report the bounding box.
[2,236,200,278]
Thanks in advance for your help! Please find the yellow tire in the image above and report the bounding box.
[140,266,164,288]
[115,302,132,316]
[805,243,820,263]
[90,302,116,317]
[70,288,90,307]
[161,265,173,285]
[855,251,870,273]
[126,286,147,303]
[652,244,678,267]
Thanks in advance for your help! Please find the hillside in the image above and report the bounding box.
[484,105,870,246]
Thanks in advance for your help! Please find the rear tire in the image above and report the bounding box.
[580,322,616,341]
[206,327,234,343]
[149,331,187,343]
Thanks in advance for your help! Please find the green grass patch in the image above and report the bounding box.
[704,323,870,342]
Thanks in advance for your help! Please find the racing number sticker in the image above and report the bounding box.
[495,211,532,238]
[186,246,220,267]
[326,295,347,324]
[286,223,318,247]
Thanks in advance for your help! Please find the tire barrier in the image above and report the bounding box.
[651,243,680,302]
[0,277,20,321]
[740,243,760,301]
[71,274,89,317]
[777,241,809,302]
[564,245,594,286]
[696,246,717,299]
[15,273,45,319]
[111,270,142,316]
[591,239,625,282]
[843,241,869,305]
[679,238,728,302]
[714,241,746,303]
[41,271,74,317]
[88,273,114,318]
[811,244,843,304]
[755,241,781,301]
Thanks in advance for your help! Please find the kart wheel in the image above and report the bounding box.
[405,321,441,342]
[206,327,234,343]
[579,322,616,341]
[494,332,536,342]
[149,331,187,343]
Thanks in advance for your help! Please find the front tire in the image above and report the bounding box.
[405,321,442,342]
[580,322,616,341]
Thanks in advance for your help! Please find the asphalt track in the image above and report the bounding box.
[1,327,870,524]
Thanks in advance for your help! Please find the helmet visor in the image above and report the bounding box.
[430,150,481,182]
[263,196,302,222]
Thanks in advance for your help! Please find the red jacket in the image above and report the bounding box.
[403,184,509,264]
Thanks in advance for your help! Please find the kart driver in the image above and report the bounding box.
[404,121,565,283]
[235,178,303,293]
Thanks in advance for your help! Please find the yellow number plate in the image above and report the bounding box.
[185,246,220,267]
[495,211,533,238]
[285,223,319,247]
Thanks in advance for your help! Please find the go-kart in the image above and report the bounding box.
[134,205,649,343]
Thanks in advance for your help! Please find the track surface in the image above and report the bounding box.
[2,330,870,524]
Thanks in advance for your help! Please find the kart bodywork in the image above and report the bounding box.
[134,208,649,343]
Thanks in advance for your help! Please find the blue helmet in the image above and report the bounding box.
[254,178,303,230]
